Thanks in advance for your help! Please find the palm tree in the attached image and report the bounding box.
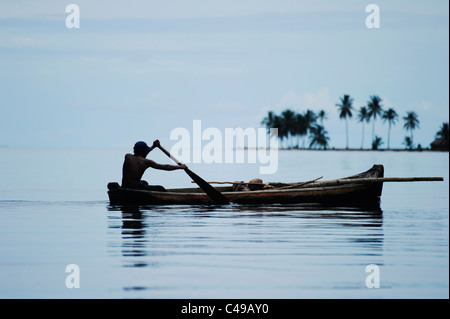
[294,113,308,148]
[357,106,370,149]
[281,109,296,148]
[272,115,287,148]
[403,111,420,145]
[309,125,329,149]
[372,136,383,150]
[402,136,413,150]
[382,108,398,149]
[261,108,330,150]
[261,111,275,148]
[367,95,383,143]
[433,122,449,150]
[318,110,327,124]
[261,111,275,131]
[336,94,354,149]
[436,122,449,145]
[303,109,317,148]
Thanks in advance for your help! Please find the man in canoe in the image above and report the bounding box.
[121,140,187,191]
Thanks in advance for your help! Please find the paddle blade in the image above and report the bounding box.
[184,168,230,204]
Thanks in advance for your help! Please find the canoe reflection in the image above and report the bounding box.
[107,204,383,270]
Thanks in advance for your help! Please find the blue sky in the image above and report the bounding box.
[0,0,448,149]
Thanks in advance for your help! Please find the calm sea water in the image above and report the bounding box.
[0,148,448,299]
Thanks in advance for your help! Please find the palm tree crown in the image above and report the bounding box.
[318,110,327,124]
[382,108,398,124]
[261,111,275,130]
[358,106,369,123]
[436,122,449,142]
[309,125,329,149]
[336,95,354,119]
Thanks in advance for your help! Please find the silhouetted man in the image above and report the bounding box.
[121,140,186,191]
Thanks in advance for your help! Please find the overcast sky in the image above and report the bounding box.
[0,0,448,149]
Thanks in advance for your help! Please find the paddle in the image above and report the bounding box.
[157,144,230,205]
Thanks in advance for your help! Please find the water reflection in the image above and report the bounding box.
[106,204,385,295]
[107,204,384,260]
[223,204,384,252]
[108,205,150,268]
[178,203,383,230]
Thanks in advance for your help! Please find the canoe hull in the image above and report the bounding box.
[108,165,384,208]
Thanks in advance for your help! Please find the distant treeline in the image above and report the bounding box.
[261,94,449,150]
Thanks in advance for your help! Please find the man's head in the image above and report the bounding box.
[133,141,151,156]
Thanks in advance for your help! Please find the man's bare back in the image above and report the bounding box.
[121,140,186,189]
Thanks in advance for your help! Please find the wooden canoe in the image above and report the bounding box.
[107,164,384,208]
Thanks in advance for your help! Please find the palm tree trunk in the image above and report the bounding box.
[361,123,365,149]
[372,119,375,143]
[345,118,349,149]
[387,123,391,149]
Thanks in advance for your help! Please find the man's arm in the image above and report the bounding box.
[146,159,187,171]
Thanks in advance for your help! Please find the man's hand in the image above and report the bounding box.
[152,139,160,148]
[178,164,188,170]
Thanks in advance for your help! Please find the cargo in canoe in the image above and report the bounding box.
[107,164,384,208]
